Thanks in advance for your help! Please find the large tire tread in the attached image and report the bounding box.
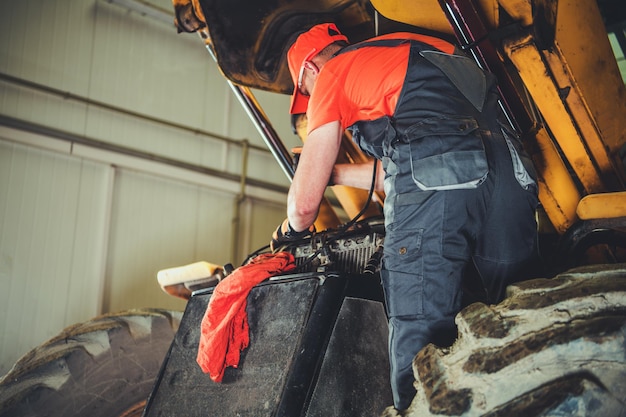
[406,264,626,417]
[0,308,182,417]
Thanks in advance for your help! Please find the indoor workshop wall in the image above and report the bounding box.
[0,0,299,376]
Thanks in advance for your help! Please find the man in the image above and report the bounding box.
[272,22,538,412]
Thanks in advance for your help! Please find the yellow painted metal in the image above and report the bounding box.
[552,0,626,188]
[543,46,623,190]
[314,197,344,231]
[371,0,498,33]
[577,192,626,220]
[529,127,581,234]
[496,0,532,27]
[371,0,454,34]
[502,0,626,233]
[504,33,606,194]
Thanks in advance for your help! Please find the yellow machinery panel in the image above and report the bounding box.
[371,0,499,33]
[577,192,626,220]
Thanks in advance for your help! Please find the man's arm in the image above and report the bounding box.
[287,121,343,231]
[331,160,384,191]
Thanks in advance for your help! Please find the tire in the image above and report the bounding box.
[406,264,626,417]
[0,308,182,417]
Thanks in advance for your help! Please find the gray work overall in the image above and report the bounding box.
[344,39,539,409]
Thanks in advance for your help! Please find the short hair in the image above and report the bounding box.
[315,40,349,61]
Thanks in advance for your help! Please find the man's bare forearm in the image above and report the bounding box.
[331,160,384,191]
[287,121,343,231]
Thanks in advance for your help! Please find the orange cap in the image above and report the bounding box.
[287,23,348,114]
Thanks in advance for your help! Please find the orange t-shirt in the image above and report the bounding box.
[306,33,455,135]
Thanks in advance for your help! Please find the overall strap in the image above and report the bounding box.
[333,38,412,57]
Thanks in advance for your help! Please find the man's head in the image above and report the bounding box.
[287,23,348,114]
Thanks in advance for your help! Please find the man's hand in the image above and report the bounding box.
[271,218,315,251]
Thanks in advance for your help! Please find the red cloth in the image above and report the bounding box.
[196,252,296,382]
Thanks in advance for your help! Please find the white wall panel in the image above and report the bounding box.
[0,140,111,376]
[88,1,226,130]
[0,0,94,92]
[104,167,287,313]
[0,82,91,137]
[104,168,224,313]
[240,197,289,259]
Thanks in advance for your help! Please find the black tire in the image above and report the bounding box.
[406,264,626,417]
[0,308,182,417]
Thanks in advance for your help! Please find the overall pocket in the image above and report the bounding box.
[349,116,397,159]
[381,228,424,317]
[405,116,488,191]
[499,123,538,191]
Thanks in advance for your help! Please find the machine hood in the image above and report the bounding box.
[175,0,377,94]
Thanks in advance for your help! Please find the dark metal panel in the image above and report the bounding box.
[144,272,391,416]
[305,297,392,417]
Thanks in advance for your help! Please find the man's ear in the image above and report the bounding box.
[304,61,320,75]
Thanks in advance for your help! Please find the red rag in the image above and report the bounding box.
[196,252,296,382]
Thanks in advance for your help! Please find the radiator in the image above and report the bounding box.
[290,217,385,275]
